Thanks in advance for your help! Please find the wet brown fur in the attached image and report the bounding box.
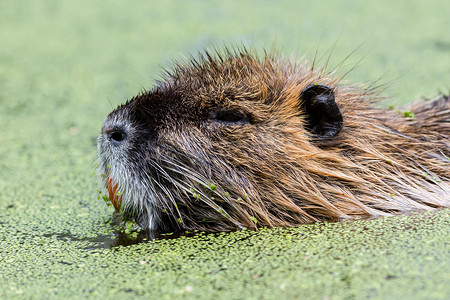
[99,48,450,232]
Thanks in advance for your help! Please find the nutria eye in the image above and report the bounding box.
[211,110,249,125]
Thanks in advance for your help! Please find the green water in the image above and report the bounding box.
[0,0,449,299]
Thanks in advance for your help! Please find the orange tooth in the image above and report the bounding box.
[107,176,122,211]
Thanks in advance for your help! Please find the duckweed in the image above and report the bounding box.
[1,0,449,299]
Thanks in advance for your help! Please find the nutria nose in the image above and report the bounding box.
[103,125,128,145]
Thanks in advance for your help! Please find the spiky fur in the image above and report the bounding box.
[97,49,449,232]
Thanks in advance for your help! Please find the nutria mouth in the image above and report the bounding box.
[97,48,450,233]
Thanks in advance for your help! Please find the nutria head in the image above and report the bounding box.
[97,49,450,233]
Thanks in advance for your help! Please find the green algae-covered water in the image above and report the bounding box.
[2,211,449,299]
[1,0,449,299]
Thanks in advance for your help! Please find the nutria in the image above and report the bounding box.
[97,48,449,233]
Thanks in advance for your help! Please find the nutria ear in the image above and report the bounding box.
[300,84,343,139]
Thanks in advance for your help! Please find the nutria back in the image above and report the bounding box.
[97,49,450,233]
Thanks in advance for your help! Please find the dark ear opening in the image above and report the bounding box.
[300,84,343,139]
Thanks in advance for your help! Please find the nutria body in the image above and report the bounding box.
[97,49,449,233]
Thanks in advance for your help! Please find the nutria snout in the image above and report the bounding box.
[97,48,450,233]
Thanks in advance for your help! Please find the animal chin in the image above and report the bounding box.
[107,176,122,211]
